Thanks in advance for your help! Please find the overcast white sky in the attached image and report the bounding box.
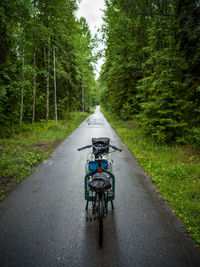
[76,0,105,78]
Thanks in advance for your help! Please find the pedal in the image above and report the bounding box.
[86,216,96,222]
[86,216,92,222]
[86,216,94,222]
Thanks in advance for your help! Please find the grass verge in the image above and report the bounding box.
[103,110,200,246]
[0,112,89,201]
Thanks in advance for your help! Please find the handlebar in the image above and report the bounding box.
[78,145,92,151]
[78,144,122,152]
[110,145,122,152]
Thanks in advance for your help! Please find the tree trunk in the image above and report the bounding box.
[66,86,70,113]
[81,80,84,112]
[32,51,37,123]
[46,46,50,120]
[20,23,25,127]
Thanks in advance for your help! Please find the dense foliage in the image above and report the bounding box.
[100,0,200,144]
[103,110,200,245]
[0,0,96,136]
[0,111,89,201]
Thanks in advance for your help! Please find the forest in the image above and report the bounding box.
[99,0,200,145]
[0,0,97,136]
[0,0,200,244]
[1,0,200,147]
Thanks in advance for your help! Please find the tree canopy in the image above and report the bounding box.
[99,0,200,145]
[1,0,200,145]
[0,0,97,135]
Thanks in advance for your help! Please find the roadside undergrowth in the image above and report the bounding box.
[103,109,200,246]
[0,112,89,201]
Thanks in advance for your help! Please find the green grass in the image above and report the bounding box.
[103,110,200,246]
[0,112,89,201]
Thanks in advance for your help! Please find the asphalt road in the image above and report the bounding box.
[0,106,200,267]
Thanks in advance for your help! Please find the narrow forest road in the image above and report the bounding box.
[0,106,200,267]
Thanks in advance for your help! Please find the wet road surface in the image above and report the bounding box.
[0,106,200,266]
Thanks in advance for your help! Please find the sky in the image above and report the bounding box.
[76,0,105,78]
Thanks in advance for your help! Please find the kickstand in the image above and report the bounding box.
[85,200,89,210]
[111,200,114,210]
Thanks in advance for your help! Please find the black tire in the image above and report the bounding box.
[98,194,104,247]
[98,212,103,247]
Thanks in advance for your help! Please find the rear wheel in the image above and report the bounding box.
[98,212,103,247]
[98,193,104,247]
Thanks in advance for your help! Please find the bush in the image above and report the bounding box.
[120,103,134,120]
[187,127,200,147]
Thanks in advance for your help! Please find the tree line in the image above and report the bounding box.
[99,0,200,145]
[0,0,97,135]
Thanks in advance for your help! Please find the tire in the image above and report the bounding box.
[98,212,103,247]
[98,194,104,247]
